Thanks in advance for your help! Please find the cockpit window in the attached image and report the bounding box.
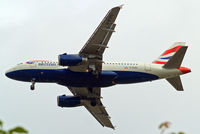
[26,61,34,64]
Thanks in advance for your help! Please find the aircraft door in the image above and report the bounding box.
[144,64,151,72]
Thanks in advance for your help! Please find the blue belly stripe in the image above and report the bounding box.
[6,69,159,87]
[114,71,159,84]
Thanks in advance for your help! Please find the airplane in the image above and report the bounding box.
[5,5,191,129]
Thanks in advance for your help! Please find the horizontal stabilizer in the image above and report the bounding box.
[163,46,188,69]
[166,76,183,91]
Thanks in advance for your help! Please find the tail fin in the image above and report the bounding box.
[163,46,188,69]
[153,42,189,91]
[153,42,186,66]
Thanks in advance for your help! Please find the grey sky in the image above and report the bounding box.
[0,0,199,133]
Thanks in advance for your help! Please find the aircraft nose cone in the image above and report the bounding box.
[5,70,12,78]
[5,72,9,77]
[5,68,15,79]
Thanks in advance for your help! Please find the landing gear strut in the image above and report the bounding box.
[30,78,36,90]
[88,64,99,76]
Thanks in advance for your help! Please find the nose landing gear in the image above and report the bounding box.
[30,78,36,90]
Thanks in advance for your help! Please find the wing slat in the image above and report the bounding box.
[79,7,120,57]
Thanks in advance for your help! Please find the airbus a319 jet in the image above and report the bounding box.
[5,6,191,129]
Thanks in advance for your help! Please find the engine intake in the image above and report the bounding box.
[57,95,83,107]
[58,54,86,66]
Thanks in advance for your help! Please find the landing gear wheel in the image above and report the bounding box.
[90,100,97,107]
[30,78,36,90]
[90,70,99,78]
[88,65,99,78]
[30,84,35,90]
[92,70,98,76]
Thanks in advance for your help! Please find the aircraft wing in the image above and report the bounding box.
[68,87,114,129]
[84,99,114,129]
[69,6,122,73]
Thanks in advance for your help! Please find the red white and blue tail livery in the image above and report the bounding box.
[5,6,191,129]
[153,42,186,65]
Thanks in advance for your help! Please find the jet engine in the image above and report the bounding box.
[57,95,83,107]
[58,53,87,66]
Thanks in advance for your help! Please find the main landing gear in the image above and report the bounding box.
[88,64,99,77]
[30,78,36,90]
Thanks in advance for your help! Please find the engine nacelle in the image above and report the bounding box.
[57,95,83,107]
[58,54,86,66]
